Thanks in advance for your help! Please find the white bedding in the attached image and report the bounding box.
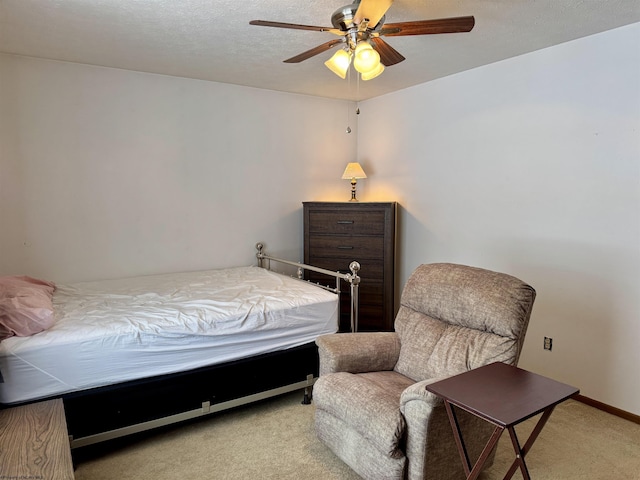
[0,266,338,404]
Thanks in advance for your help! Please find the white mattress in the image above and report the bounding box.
[0,266,338,404]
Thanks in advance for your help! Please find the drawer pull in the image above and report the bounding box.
[337,246,354,250]
[336,220,355,224]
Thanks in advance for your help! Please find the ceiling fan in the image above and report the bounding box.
[250,0,475,80]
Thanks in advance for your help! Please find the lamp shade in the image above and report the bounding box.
[325,49,353,79]
[341,162,367,180]
[353,42,381,74]
[361,62,385,81]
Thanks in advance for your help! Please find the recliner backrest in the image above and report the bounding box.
[393,263,536,382]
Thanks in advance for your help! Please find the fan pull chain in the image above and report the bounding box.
[353,73,361,131]
[346,67,352,133]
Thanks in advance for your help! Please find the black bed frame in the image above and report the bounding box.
[60,245,361,449]
[65,342,319,448]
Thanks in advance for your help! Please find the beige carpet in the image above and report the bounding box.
[73,391,640,480]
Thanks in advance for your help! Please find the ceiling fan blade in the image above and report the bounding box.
[354,0,394,28]
[283,39,344,63]
[250,20,342,35]
[371,37,405,66]
[381,16,475,36]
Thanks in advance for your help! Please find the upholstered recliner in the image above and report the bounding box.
[313,263,536,480]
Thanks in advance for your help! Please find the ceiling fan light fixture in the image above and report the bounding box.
[251,2,476,85]
[324,48,353,79]
[353,41,381,74]
[361,62,384,81]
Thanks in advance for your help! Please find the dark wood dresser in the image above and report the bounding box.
[303,201,396,332]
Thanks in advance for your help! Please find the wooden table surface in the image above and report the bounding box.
[426,361,579,427]
[0,398,74,479]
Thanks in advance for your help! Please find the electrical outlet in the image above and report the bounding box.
[544,337,553,351]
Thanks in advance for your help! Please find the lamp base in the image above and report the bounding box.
[350,180,359,201]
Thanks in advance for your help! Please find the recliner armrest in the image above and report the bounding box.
[316,332,401,376]
[400,378,446,410]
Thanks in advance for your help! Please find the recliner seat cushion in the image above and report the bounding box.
[314,370,415,458]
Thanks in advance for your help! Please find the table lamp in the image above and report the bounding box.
[341,162,367,202]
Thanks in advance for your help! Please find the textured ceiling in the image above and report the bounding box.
[1,0,639,101]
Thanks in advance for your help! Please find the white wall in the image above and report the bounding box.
[0,54,357,282]
[358,24,640,415]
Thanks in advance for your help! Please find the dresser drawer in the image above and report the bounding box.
[358,283,384,306]
[307,257,383,280]
[308,272,383,300]
[308,235,383,259]
[339,303,386,331]
[337,288,384,332]
[357,306,386,331]
[308,211,386,236]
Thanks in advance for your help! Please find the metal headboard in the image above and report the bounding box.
[255,243,361,332]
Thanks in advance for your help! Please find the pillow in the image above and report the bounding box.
[0,276,56,341]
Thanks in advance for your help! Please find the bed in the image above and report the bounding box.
[0,244,361,448]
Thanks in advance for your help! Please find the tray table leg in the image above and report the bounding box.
[444,401,505,480]
[503,406,557,479]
